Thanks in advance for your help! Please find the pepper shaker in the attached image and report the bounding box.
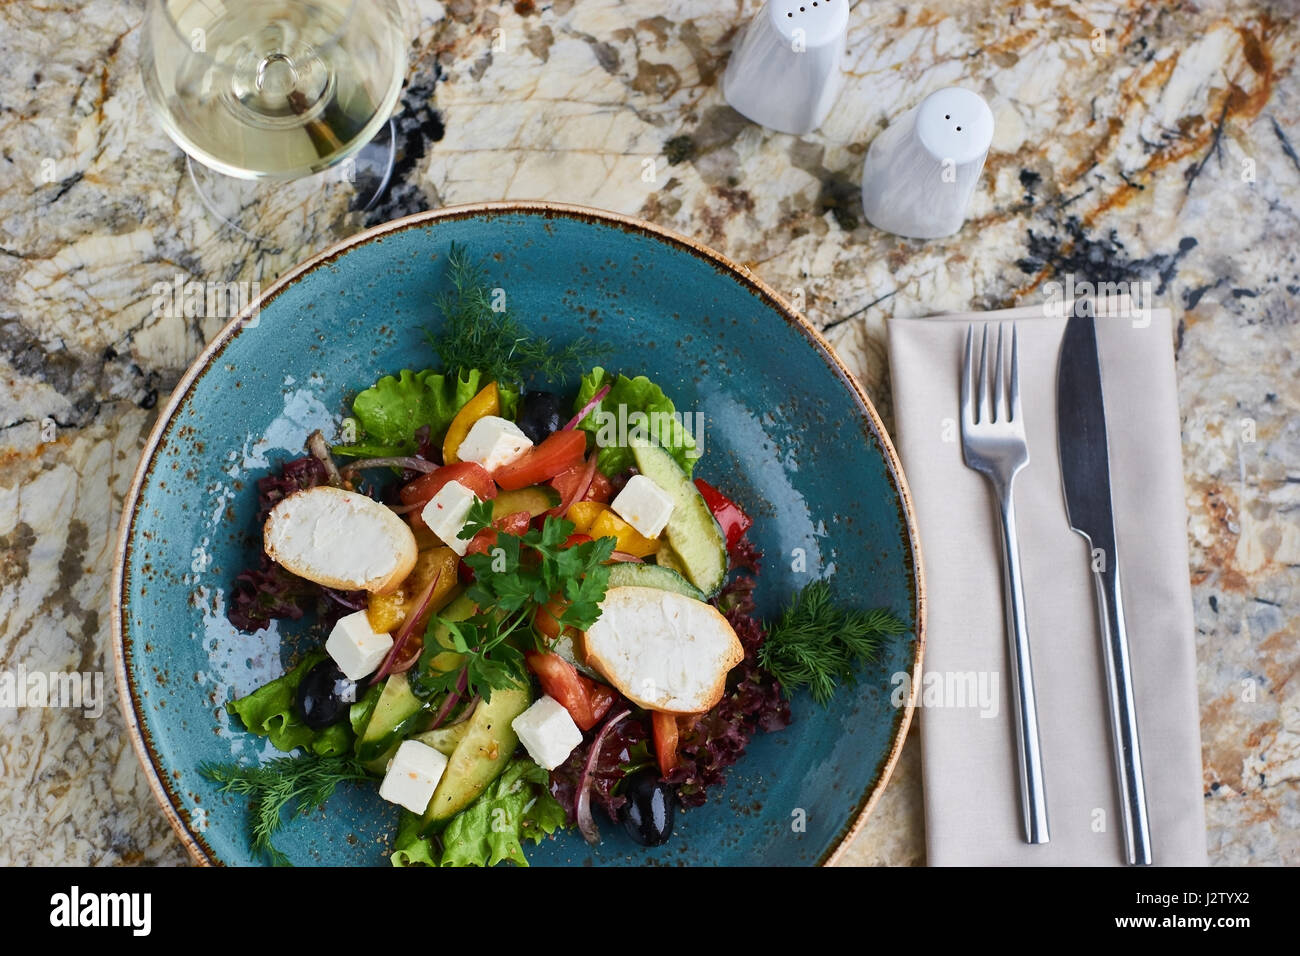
[860,87,994,239]
[722,0,850,135]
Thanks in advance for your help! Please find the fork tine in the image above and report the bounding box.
[994,323,1006,423]
[1010,324,1021,423]
[977,324,990,425]
[961,324,974,424]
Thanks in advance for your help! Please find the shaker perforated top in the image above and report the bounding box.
[766,0,850,47]
[914,87,995,165]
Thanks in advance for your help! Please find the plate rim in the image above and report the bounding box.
[110,200,928,867]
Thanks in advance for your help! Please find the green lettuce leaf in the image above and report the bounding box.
[437,759,568,867]
[334,368,519,458]
[574,367,699,476]
[390,810,440,867]
[226,652,353,757]
[312,722,353,757]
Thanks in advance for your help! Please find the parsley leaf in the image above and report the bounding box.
[458,497,496,541]
[413,515,617,702]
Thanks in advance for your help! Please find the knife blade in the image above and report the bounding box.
[1056,313,1153,866]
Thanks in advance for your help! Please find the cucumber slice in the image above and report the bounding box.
[654,545,690,578]
[357,672,427,772]
[607,561,705,601]
[421,682,531,832]
[492,485,560,519]
[358,594,478,771]
[550,632,602,679]
[630,441,727,596]
[413,721,471,757]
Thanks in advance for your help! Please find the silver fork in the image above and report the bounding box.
[960,323,1050,845]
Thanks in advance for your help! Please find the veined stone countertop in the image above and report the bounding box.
[1,0,1296,865]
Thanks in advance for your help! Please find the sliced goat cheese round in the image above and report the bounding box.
[582,586,744,714]
[264,485,417,593]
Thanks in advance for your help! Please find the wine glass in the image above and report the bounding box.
[141,0,409,240]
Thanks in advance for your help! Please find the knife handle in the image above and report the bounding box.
[1091,557,1153,865]
[997,489,1050,845]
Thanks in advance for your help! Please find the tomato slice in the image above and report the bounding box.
[494,430,587,491]
[401,462,497,531]
[525,651,595,731]
[652,711,679,776]
[562,532,593,548]
[456,558,475,585]
[581,676,617,724]
[584,471,613,503]
[548,455,597,517]
[464,510,531,556]
[400,461,498,505]
[550,461,588,505]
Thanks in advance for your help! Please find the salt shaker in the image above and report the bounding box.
[722,0,850,136]
[860,87,994,239]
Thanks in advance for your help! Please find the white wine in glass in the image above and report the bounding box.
[141,0,409,232]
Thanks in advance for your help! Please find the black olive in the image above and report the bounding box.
[295,661,356,730]
[517,391,564,444]
[621,770,675,846]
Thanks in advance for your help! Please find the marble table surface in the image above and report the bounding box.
[1,0,1297,866]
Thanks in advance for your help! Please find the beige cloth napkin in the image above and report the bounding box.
[888,303,1208,866]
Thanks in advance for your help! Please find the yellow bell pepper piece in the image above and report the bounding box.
[443,382,499,465]
[589,509,660,558]
[366,591,407,634]
[565,500,608,535]
[366,546,461,633]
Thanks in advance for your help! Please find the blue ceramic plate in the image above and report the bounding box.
[112,203,925,866]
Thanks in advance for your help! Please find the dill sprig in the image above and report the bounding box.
[200,753,370,866]
[428,243,606,386]
[758,580,907,706]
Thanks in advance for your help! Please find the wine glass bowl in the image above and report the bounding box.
[142,0,407,181]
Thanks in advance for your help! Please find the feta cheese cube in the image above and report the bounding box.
[325,610,394,681]
[511,695,583,771]
[610,474,675,539]
[457,415,533,471]
[421,479,477,555]
[378,740,449,814]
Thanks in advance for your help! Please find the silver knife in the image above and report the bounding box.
[1056,313,1153,866]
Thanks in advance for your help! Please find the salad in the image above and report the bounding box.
[206,246,904,866]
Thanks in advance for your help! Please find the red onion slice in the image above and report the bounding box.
[323,589,366,610]
[562,384,612,432]
[608,551,644,563]
[341,456,440,477]
[370,569,441,685]
[442,694,479,728]
[576,708,632,846]
[428,669,469,730]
